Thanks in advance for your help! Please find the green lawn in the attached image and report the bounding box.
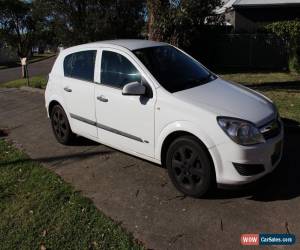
[259,90,300,123]
[1,75,47,89]
[0,139,142,250]
[27,53,56,64]
[0,54,56,70]
[220,72,300,123]
[220,72,300,85]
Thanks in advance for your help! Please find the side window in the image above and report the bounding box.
[64,54,73,77]
[63,50,96,82]
[101,51,141,88]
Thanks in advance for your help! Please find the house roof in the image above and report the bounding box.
[215,0,236,14]
[216,0,300,13]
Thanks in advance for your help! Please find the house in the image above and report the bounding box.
[216,0,300,32]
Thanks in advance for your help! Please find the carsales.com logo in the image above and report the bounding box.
[241,234,296,246]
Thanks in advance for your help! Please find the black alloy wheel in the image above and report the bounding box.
[166,135,214,197]
[50,105,75,145]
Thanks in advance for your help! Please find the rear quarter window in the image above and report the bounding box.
[63,50,97,82]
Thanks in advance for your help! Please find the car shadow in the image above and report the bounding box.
[246,80,300,92]
[0,149,115,167]
[68,136,100,146]
[210,118,300,201]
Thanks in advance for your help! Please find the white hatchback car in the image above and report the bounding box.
[45,40,283,197]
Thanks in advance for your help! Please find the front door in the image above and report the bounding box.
[94,49,155,157]
[62,49,97,138]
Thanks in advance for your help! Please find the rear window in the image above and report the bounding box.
[63,50,96,82]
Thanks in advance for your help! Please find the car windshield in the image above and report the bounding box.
[133,45,216,93]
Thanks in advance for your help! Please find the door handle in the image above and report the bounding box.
[64,87,72,92]
[97,95,108,102]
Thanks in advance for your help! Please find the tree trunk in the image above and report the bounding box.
[20,57,27,78]
[147,0,169,41]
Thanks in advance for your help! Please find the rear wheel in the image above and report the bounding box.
[166,135,214,197]
[50,105,75,145]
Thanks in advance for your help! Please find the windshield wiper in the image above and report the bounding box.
[202,73,215,82]
[186,74,214,87]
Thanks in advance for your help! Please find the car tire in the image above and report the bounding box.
[50,105,75,145]
[166,135,215,198]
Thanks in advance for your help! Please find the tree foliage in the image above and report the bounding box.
[34,0,146,47]
[0,0,35,58]
[0,0,223,57]
[147,0,222,47]
[265,20,300,72]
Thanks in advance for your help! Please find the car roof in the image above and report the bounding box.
[90,39,168,50]
[64,39,168,52]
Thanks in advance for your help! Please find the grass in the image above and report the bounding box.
[27,53,56,64]
[220,71,300,85]
[0,139,142,250]
[258,90,300,123]
[220,71,300,123]
[0,53,56,70]
[1,75,47,89]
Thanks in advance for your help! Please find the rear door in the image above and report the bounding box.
[62,49,97,138]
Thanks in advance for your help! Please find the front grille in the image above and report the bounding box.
[260,119,281,140]
[233,163,265,176]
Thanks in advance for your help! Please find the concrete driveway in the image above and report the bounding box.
[0,88,299,250]
[0,56,56,84]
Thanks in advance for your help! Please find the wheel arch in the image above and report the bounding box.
[161,131,193,167]
[156,121,216,166]
[46,94,68,117]
[48,100,61,117]
[159,129,217,187]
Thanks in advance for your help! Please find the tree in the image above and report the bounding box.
[0,0,35,76]
[147,0,170,41]
[31,0,57,53]
[36,0,146,47]
[146,0,222,47]
[265,20,300,73]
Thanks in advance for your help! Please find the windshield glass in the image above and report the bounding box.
[133,45,216,93]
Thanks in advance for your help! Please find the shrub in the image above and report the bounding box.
[265,20,300,73]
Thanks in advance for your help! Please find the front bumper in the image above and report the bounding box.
[209,126,284,185]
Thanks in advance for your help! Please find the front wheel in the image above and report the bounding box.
[166,135,215,198]
[50,105,75,145]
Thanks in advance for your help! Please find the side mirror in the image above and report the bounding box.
[122,81,146,96]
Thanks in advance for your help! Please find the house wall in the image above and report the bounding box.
[225,5,300,32]
[236,6,300,23]
[225,10,257,32]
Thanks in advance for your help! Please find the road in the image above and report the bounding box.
[0,56,56,84]
[0,88,299,250]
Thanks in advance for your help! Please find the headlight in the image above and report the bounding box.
[217,117,265,145]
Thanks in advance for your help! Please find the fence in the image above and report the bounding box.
[194,34,288,71]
